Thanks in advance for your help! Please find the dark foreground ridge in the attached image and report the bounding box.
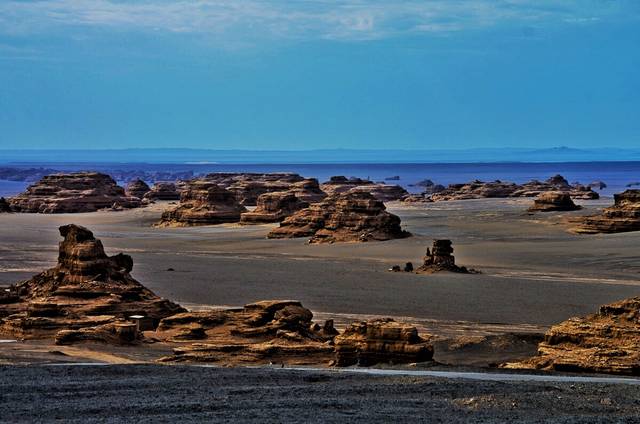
[1,365,640,423]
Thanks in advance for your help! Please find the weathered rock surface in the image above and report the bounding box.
[267,191,410,243]
[505,297,640,375]
[573,189,640,234]
[528,192,581,212]
[143,182,181,201]
[415,240,473,273]
[430,175,599,202]
[7,172,140,213]
[240,192,309,224]
[334,318,433,366]
[286,178,327,204]
[320,176,374,196]
[0,197,11,213]
[156,300,336,365]
[158,181,247,227]
[0,225,184,342]
[348,184,409,202]
[201,173,306,206]
[125,179,151,199]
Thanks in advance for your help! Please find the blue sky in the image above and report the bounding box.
[0,0,639,150]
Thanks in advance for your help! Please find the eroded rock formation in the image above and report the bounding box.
[126,179,151,199]
[528,192,581,212]
[415,240,473,273]
[267,191,410,243]
[0,225,184,342]
[156,300,336,365]
[320,176,374,196]
[334,318,433,366]
[286,178,327,204]
[158,181,247,227]
[240,192,309,224]
[8,172,140,213]
[506,297,640,375]
[429,175,599,202]
[143,182,181,201]
[573,190,640,234]
[201,173,306,206]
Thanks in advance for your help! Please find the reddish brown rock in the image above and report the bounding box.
[157,181,247,227]
[0,224,184,342]
[334,318,433,366]
[287,178,327,204]
[7,172,140,213]
[201,173,306,206]
[267,191,410,244]
[156,300,335,365]
[125,179,151,199]
[240,192,309,224]
[320,176,374,196]
[573,190,640,234]
[415,240,473,274]
[505,297,640,375]
[143,182,181,201]
[528,192,581,212]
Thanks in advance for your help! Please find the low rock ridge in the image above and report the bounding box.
[157,181,247,227]
[0,224,184,341]
[267,191,411,243]
[201,173,307,206]
[7,172,141,213]
[429,175,599,202]
[572,189,640,234]
[528,192,581,212]
[320,176,408,201]
[505,297,640,375]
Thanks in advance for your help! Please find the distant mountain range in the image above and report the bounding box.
[1,147,639,164]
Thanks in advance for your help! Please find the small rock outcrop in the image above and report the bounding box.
[202,173,306,206]
[0,225,185,342]
[287,178,327,204]
[506,297,640,375]
[573,190,640,234]
[158,181,247,227]
[143,182,181,201]
[125,179,151,199]
[528,192,581,212]
[349,184,409,202]
[415,240,472,273]
[334,319,433,367]
[240,192,309,224]
[8,172,140,213]
[320,176,374,196]
[157,300,336,365]
[267,192,411,244]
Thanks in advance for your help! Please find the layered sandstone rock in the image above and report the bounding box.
[528,192,581,212]
[157,181,247,226]
[573,190,640,234]
[240,192,309,224]
[202,173,306,206]
[267,192,410,243]
[287,178,327,204]
[506,297,640,375]
[415,240,472,273]
[157,300,336,365]
[430,175,599,202]
[334,318,433,366]
[320,176,374,196]
[143,182,181,201]
[125,179,151,199]
[8,172,140,213]
[0,225,184,342]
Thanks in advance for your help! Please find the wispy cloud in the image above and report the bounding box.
[0,0,636,42]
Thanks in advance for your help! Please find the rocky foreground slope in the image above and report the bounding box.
[506,297,640,375]
[267,191,411,243]
[573,189,640,233]
[7,172,141,213]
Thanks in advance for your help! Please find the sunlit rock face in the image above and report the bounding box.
[506,297,640,375]
[267,191,411,244]
[125,179,151,199]
[574,189,640,234]
[528,192,581,212]
[8,172,140,213]
[240,192,309,224]
[0,224,184,341]
[199,173,307,206]
[157,181,247,226]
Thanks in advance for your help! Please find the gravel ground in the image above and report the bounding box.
[1,365,640,423]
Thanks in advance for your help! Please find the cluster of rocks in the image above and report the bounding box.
[390,240,475,274]
[0,225,184,343]
[143,182,181,201]
[240,192,309,224]
[507,297,640,375]
[201,173,307,206]
[528,192,581,212]
[157,181,247,227]
[0,225,434,368]
[321,176,408,201]
[422,175,598,202]
[267,191,411,243]
[6,172,141,213]
[573,189,640,234]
